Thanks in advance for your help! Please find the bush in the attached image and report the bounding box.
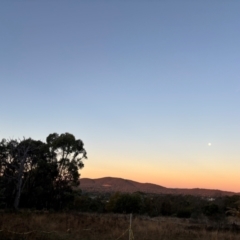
[177,208,192,218]
[106,192,142,214]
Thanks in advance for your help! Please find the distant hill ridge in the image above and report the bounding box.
[80,177,239,197]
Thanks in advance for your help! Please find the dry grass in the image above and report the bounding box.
[0,212,239,240]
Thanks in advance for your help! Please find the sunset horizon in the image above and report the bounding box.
[81,173,240,193]
[1,1,240,195]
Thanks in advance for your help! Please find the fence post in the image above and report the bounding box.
[129,213,132,240]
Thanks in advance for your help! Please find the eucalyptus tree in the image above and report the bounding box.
[44,133,87,209]
[46,132,87,186]
[0,138,39,209]
[0,132,87,210]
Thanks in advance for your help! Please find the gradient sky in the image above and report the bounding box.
[1,1,240,192]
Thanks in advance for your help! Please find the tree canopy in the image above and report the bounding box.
[0,133,87,210]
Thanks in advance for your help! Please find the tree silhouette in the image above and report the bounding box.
[0,133,87,210]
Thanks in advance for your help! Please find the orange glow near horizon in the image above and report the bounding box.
[81,171,240,193]
[80,143,240,193]
[81,155,240,193]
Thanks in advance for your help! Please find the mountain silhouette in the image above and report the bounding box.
[80,177,239,197]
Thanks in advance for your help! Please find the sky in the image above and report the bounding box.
[1,1,240,192]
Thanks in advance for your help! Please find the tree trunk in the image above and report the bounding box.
[14,157,25,210]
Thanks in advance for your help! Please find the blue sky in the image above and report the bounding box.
[1,1,240,191]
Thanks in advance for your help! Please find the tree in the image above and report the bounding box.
[0,138,34,209]
[0,132,87,210]
[46,133,86,183]
[45,133,87,209]
[106,192,142,214]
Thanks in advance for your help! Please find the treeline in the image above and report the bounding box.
[0,133,87,210]
[71,192,240,220]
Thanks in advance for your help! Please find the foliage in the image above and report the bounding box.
[106,192,142,214]
[203,203,219,216]
[177,207,192,218]
[0,133,87,210]
[72,193,106,213]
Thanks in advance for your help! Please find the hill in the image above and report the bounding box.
[80,177,238,197]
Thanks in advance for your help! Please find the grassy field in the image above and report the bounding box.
[0,212,240,240]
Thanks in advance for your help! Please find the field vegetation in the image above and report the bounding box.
[1,211,240,240]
